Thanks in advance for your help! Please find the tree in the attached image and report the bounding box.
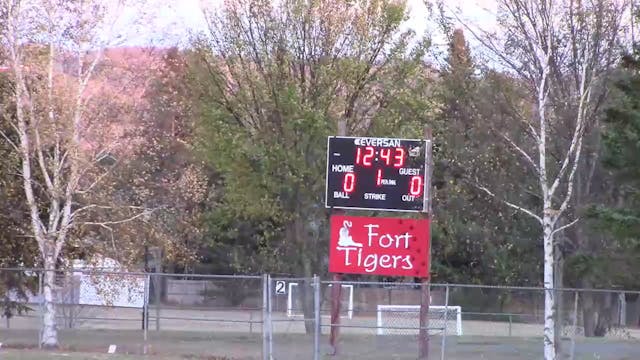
[79,47,209,273]
[190,0,431,332]
[0,0,151,348]
[442,1,627,358]
[0,51,39,325]
[431,28,542,286]
[579,45,640,332]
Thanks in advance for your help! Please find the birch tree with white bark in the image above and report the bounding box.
[0,0,150,348]
[440,0,628,358]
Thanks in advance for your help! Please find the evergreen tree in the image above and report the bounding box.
[432,28,541,285]
[586,48,640,289]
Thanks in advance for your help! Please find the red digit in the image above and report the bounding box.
[409,175,423,196]
[376,169,383,186]
[355,147,362,165]
[380,148,391,165]
[362,146,374,166]
[343,173,356,193]
[393,147,405,168]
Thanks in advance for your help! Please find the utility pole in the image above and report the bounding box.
[418,126,433,359]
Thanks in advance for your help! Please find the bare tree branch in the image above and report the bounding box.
[551,217,580,236]
[81,208,159,228]
[33,125,55,194]
[0,128,19,152]
[473,181,543,223]
[498,131,540,174]
[548,61,591,199]
[72,204,149,217]
[554,126,585,225]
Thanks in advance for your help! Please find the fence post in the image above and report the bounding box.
[143,274,150,342]
[329,274,342,355]
[68,274,75,329]
[569,290,579,360]
[508,315,512,337]
[313,275,321,360]
[38,270,43,349]
[619,292,626,325]
[268,275,273,359]
[155,273,161,331]
[262,274,269,360]
[419,280,430,359]
[440,285,449,360]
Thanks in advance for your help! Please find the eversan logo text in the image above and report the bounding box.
[353,138,401,147]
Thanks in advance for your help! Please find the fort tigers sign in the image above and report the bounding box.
[329,215,429,277]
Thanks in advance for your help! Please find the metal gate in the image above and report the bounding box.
[264,275,320,360]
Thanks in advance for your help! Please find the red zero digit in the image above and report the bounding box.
[409,175,423,196]
[343,173,356,193]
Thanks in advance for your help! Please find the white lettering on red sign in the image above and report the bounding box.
[336,247,413,273]
[329,215,429,277]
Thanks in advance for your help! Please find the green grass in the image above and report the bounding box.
[0,350,235,360]
[0,329,258,359]
[1,329,639,360]
[0,350,155,360]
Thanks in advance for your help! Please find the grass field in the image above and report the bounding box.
[0,350,193,360]
[2,306,639,359]
[1,329,639,359]
[8,305,640,338]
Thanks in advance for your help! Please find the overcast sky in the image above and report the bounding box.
[122,0,498,50]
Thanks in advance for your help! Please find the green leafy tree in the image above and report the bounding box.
[597,50,640,279]
[190,0,432,332]
[576,47,640,333]
[430,28,540,286]
[598,50,640,280]
[0,55,38,325]
[437,2,626,356]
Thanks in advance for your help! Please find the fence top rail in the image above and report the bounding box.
[270,277,317,282]
[0,268,262,280]
[461,311,540,317]
[320,280,640,295]
[1,268,638,294]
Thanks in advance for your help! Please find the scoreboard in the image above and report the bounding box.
[325,136,429,212]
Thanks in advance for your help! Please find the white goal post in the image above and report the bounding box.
[287,283,354,319]
[376,305,463,336]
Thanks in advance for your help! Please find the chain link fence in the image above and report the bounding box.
[1,268,639,359]
[0,268,265,358]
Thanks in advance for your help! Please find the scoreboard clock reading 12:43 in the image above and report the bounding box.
[325,136,429,212]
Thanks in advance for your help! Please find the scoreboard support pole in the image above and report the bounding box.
[329,120,347,356]
[329,271,342,355]
[419,127,433,360]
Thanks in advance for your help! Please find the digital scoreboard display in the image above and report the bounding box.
[325,136,429,212]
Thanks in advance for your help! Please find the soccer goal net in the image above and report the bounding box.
[376,305,462,336]
[287,283,354,319]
